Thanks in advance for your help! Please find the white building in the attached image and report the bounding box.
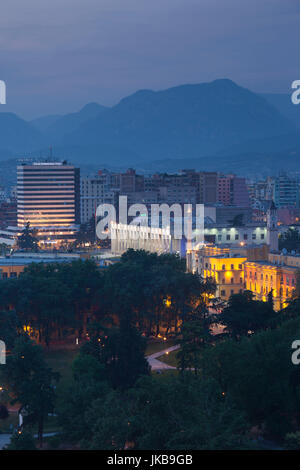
[80,174,116,224]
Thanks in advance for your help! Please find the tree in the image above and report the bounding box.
[6,430,36,450]
[177,317,211,375]
[201,316,300,439]
[2,337,59,447]
[218,290,276,340]
[83,375,251,450]
[0,404,9,420]
[97,314,150,389]
[279,227,300,253]
[73,216,96,247]
[17,222,39,251]
[58,351,110,444]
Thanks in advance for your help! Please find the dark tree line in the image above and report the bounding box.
[0,250,216,346]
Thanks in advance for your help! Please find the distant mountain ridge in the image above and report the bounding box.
[61,79,296,162]
[0,79,299,174]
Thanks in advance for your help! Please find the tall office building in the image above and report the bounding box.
[217,174,250,206]
[274,173,299,208]
[80,171,117,224]
[17,161,80,229]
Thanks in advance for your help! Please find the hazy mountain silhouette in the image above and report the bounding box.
[261,93,300,127]
[60,79,297,164]
[31,114,62,133]
[0,112,44,153]
[0,80,299,173]
[44,102,108,141]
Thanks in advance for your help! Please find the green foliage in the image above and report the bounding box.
[201,317,300,439]
[279,227,300,253]
[0,404,9,420]
[83,375,251,450]
[0,310,21,349]
[6,430,37,450]
[218,290,277,339]
[177,316,211,374]
[58,348,110,443]
[2,337,59,447]
[47,435,61,449]
[17,222,39,251]
[284,431,300,449]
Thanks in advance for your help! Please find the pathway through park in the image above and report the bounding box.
[146,344,180,371]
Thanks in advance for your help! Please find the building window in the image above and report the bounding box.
[244,234,248,240]
[222,264,225,270]
[238,264,242,270]
[10,272,17,278]
[218,234,222,241]
[231,289,234,295]
[261,233,265,239]
[221,290,225,297]
[235,234,239,240]
[252,233,256,240]
[226,234,230,240]
[231,278,234,284]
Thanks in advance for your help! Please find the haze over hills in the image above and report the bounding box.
[60,79,297,163]
[0,79,300,176]
[42,102,108,142]
[0,112,44,153]
[261,93,300,128]
[30,114,62,133]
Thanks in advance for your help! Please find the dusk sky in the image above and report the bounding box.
[0,0,299,119]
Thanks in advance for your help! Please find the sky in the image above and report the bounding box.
[0,0,299,119]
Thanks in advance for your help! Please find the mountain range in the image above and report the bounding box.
[0,78,300,175]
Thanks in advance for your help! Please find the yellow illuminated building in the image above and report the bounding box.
[244,261,297,311]
[202,255,247,299]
